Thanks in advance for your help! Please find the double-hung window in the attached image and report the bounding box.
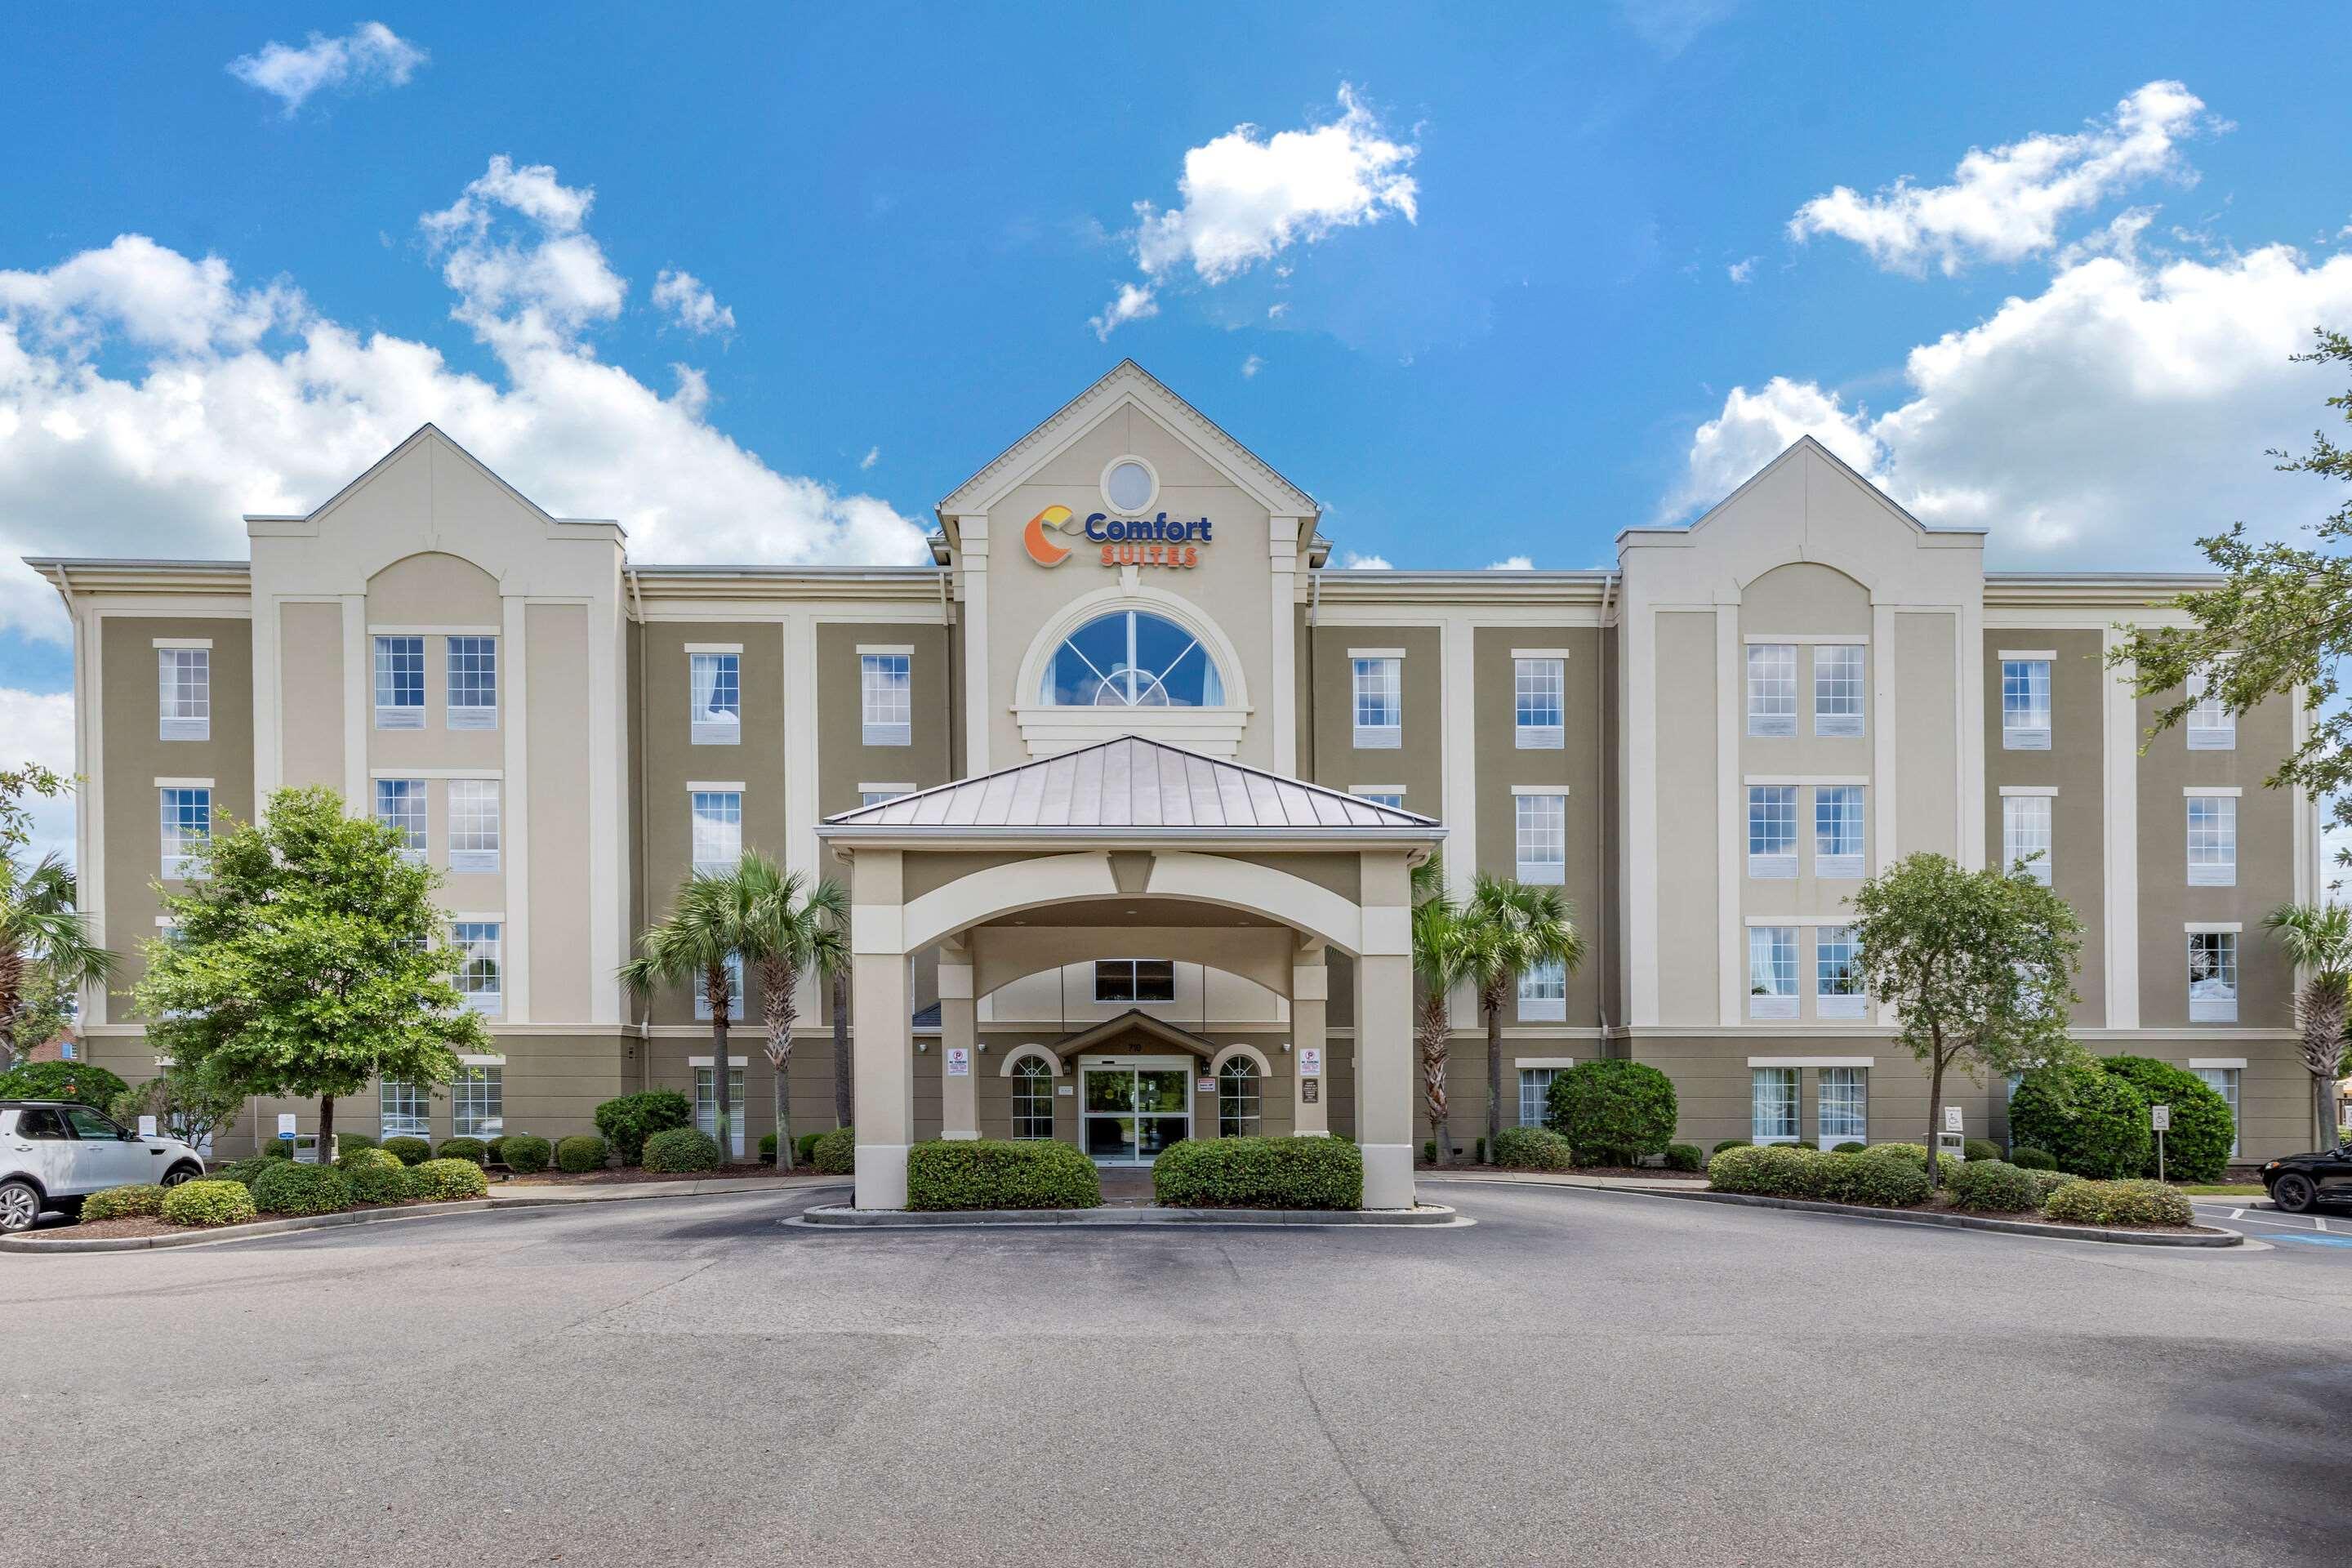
[2002,792,2053,884]
[157,645,210,741]
[1094,960,1176,1004]
[2001,657,2051,750]
[2188,930,2238,1023]
[2186,666,2234,751]
[695,955,746,1022]
[452,1065,503,1138]
[1513,657,1564,749]
[379,1080,429,1140]
[454,922,502,1017]
[1751,1067,1799,1143]
[690,790,743,878]
[1816,925,1866,1019]
[448,780,501,874]
[158,786,210,879]
[688,651,741,745]
[1814,786,1864,879]
[860,651,911,746]
[1819,1067,1867,1147]
[1748,926,1797,1020]
[374,635,425,729]
[1518,1067,1561,1129]
[1813,644,1864,737]
[446,636,497,729]
[2193,1067,2241,1156]
[1745,644,1796,737]
[1517,958,1566,1022]
[1218,1058,1262,1138]
[694,1063,746,1156]
[2186,794,2236,886]
[1010,1058,1055,1140]
[1746,786,1797,880]
[374,778,427,865]
[1514,792,1566,884]
[1352,655,1401,748]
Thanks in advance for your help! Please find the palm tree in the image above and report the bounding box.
[621,871,753,1163]
[2265,902,2352,1147]
[0,853,111,1071]
[827,911,853,1129]
[1410,857,1473,1166]
[736,853,846,1169]
[1455,874,1585,1162]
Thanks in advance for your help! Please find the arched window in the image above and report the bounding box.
[1010,1057,1055,1140]
[1218,1057,1262,1138]
[1041,609,1226,709]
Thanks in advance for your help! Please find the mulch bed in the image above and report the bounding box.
[26,1199,432,1243]
[1416,1162,1704,1180]
[501,1164,817,1186]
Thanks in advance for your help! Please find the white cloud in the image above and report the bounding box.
[226,21,426,114]
[0,689,77,870]
[1486,555,1535,570]
[860,445,880,470]
[651,269,735,336]
[1089,282,1159,341]
[1241,354,1263,379]
[1789,81,2212,276]
[1267,301,1290,320]
[1094,83,1418,335]
[1338,550,1392,570]
[1727,256,1757,284]
[0,158,929,644]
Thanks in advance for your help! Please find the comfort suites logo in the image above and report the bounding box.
[1023,505,1214,569]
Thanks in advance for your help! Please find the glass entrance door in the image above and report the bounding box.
[1080,1062,1192,1165]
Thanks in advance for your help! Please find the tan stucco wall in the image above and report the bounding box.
[815,621,952,819]
[1652,611,1718,1024]
[277,602,342,788]
[526,603,593,1021]
[1892,612,1959,860]
[1981,630,2107,1024]
[1306,623,1443,813]
[364,553,503,775]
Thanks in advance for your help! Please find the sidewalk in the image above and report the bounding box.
[488,1173,847,1205]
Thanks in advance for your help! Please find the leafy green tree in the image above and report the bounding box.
[132,786,490,1157]
[622,871,755,1161]
[0,1058,128,1109]
[0,764,110,1072]
[1409,857,1472,1166]
[2264,902,2352,1147]
[1847,853,2084,1190]
[109,1066,244,1152]
[2100,1055,2235,1183]
[1452,874,1586,1164]
[5,962,73,1068]
[735,853,845,1170]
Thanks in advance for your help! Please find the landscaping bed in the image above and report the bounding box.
[502,1164,814,1186]
[24,1197,448,1244]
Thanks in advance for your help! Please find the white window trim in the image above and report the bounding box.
[370,766,504,780]
[370,624,498,636]
[1514,1056,1578,1070]
[2183,786,2243,797]
[152,636,214,649]
[859,648,913,746]
[857,643,915,657]
[687,1055,752,1068]
[1744,774,1869,786]
[1512,653,1566,751]
[1511,647,1574,659]
[446,779,501,875]
[154,776,216,789]
[683,642,744,654]
[1351,785,1406,799]
[1743,634,1869,646]
[858,782,917,796]
[1509,784,1573,795]
[2188,1057,2248,1070]
[1347,647,1406,660]
[2184,921,2243,933]
[1746,1055,1874,1068]
[1998,649,2058,662]
[686,780,748,793]
[1998,785,2059,796]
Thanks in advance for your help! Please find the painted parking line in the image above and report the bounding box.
[2269,1233,2352,1248]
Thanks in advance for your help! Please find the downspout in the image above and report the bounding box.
[1306,565,1322,781]
[1595,569,1617,1056]
[626,562,653,1089]
[939,564,956,782]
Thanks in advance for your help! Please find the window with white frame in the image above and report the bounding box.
[157,647,210,741]
[1514,657,1564,749]
[374,778,427,865]
[2188,930,2238,1022]
[1351,789,1405,811]
[688,652,741,746]
[859,788,911,808]
[447,780,500,874]
[1749,926,1797,1019]
[690,790,742,878]
[1746,644,1796,737]
[695,953,746,1022]
[452,1065,503,1138]
[1514,793,1566,884]
[2186,795,2236,886]
[2003,794,2053,884]
[1819,1067,1867,1147]
[158,786,210,879]
[1816,925,1867,1018]
[1518,1067,1561,1129]
[379,1079,429,1139]
[2001,658,2051,750]
[453,922,502,1017]
[374,635,425,728]
[1752,1067,1799,1143]
[445,636,497,729]
[1010,1058,1055,1139]
[1042,610,1226,708]
[861,652,911,746]
[1218,1058,1262,1137]
[2186,666,2234,751]
[1094,959,1175,1004]
[1517,958,1566,1022]
[1814,786,1864,879]
[2193,1067,2241,1156]
[1813,644,1864,737]
[1352,656,1401,748]
[694,1065,746,1156]
[1746,786,1797,879]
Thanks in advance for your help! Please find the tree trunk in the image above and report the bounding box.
[318,1093,336,1165]
[1484,983,1505,1164]
[763,959,797,1170]
[710,967,733,1165]
[1925,1049,1945,1193]
[2302,985,2348,1149]
[1418,990,1450,1167]
[831,968,852,1128]
[2320,1070,2338,1152]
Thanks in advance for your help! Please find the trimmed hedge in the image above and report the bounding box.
[555,1134,608,1174]
[1860,1143,1962,1183]
[2043,1178,2193,1227]
[252,1161,350,1217]
[162,1178,257,1227]
[1546,1060,1677,1166]
[2025,1168,2081,1200]
[0,1059,129,1109]
[906,1139,1101,1210]
[2100,1056,2234,1183]
[82,1184,168,1221]
[2007,1062,2151,1179]
[1713,1138,1753,1155]
[813,1126,855,1175]
[593,1090,693,1166]
[643,1128,724,1174]
[435,1137,489,1167]
[1817,1152,1931,1208]
[1829,1141,1867,1155]
[759,1132,779,1164]
[1663,1143,1704,1173]
[1491,1126,1574,1171]
[263,1138,294,1158]
[204,1157,272,1188]
[2010,1145,2057,1170]
[1962,1138,2002,1165]
[381,1136,432,1166]
[501,1134,552,1175]
[344,1151,410,1204]
[1710,1144,1931,1208]
[1948,1159,2042,1214]
[795,1132,824,1165]
[1152,1135,1363,1209]
[404,1158,488,1201]
[334,1132,378,1157]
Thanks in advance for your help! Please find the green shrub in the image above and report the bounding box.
[1423,1140,1437,1163]
[0,1059,129,1109]
[1546,1060,1677,1165]
[795,1132,824,1165]
[252,1161,350,1217]
[759,1132,778,1164]
[1815,1152,1931,1208]
[404,1158,488,1201]
[81,1184,167,1222]
[345,1152,409,1204]
[906,1139,1102,1210]
[1491,1126,1574,1170]
[1709,1144,1829,1198]
[1963,1138,2002,1164]
[435,1137,488,1167]
[593,1090,693,1165]
[204,1157,272,1188]
[1948,1159,2042,1214]
[813,1125,855,1174]
[1663,1143,1704,1173]
[555,1134,608,1174]
[483,1136,507,1165]
[334,1132,378,1158]
[1152,1136,1363,1209]
[1829,1141,1867,1154]
[2007,1062,2151,1179]
[643,1128,724,1174]
[501,1134,551,1175]
[2025,1168,2079,1200]
[162,1178,257,1227]
[263,1138,294,1159]
[2044,1178,2193,1227]
[2100,1056,2234,1183]
[1859,1143,1961,1183]
[381,1136,432,1166]
[2009,1145,2057,1170]
[1713,1138,1753,1154]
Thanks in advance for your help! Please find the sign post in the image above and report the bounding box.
[1939,1104,1966,1165]
[2151,1103,2170,1183]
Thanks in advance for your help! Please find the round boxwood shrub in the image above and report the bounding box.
[81,1183,168,1222]
[434,1137,488,1167]
[404,1158,488,1201]
[252,1161,350,1217]
[1713,1138,1753,1155]
[2008,1062,2151,1179]
[758,1132,779,1165]
[381,1135,432,1166]
[1546,1060,1677,1166]
[1859,1143,1962,1184]
[1962,1138,2002,1165]
[263,1138,294,1158]
[1152,1135,1363,1209]
[555,1134,608,1174]
[593,1090,693,1166]
[906,1138,1102,1210]
[812,1125,856,1175]
[483,1135,507,1164]
[1829,1141,1867,1154]
[2100,1055,2234,1183]
[501,1134,551,1175]
[1948,1159,2042,1214]
[795,1131,824,1165]
[333,1132,378,1159]
[0,1059,129,1109]
[2025,1168,2080,1201]
[2009,1145,2057,1170]
[1662,1142,1704,1173]
[1816,1151,1931,1208]
[203,1157,271,1188]
[1708,1144,1827,1196]
[643,1127,724,1174]
[1491,1126,1574,1170]
[162,1178,257,1227]
[344,1149,409,1204]
[2044,1177,2193,1228]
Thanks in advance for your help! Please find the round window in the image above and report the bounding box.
[1103,459,1156,514]
[1040,609,1226,709]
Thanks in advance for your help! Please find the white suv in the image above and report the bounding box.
[0,1101,208,1232]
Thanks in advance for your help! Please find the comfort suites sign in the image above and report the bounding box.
[1024,504,1214,569]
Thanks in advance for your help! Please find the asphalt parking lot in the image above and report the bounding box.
[2192,1195,2352,1251]
[5,1178,2347,1567]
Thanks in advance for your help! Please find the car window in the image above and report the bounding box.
[62,1107,127,1140]
[16,1109,69,1140]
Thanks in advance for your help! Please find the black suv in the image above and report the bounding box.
[2260,1142,2352,1214]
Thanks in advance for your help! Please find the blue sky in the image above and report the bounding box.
[3,2,2350,858]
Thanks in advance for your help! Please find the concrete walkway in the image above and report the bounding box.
[489,1173,846,1205]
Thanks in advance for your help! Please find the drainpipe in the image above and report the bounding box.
[626,561,652,1093]
[1595,570,1617,1055]
[1306,567,1322,781]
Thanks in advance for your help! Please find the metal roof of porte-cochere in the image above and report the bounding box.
[821,736,1440,833]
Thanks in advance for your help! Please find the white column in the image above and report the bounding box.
[957,514,991,777]
[2102,626,2140,1028]
[1626,599,1660,1027]
[1356,851,1416,1210]
[74,600,107,1027]
[1715,601,1741,1027]
[501,595,532,1024]
[850,849,913,1209]
[341,595,367,810]
[938,944,978,1140]
[1290,948,1328,1136]
[1269,525,1299,774]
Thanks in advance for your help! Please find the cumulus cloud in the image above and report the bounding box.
[651,269,735,336]
[0,157,929,643]
[1093,84,1419,336]
[226,21,426,114]
[1726,256,1757,284]
[1486,555,1535,570]
[1789,81,2212,276]
[1241,354,1263,379]
[0,689,77,869]
[1338,550,1392,570]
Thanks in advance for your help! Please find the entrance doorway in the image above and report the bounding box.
[1080,1056,1192,1165]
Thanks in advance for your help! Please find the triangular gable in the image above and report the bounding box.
[248,424,621,536]
[1620,434,1983,545]
[1044,1009,1221,1062]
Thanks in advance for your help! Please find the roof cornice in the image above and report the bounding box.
[24,559,252,600]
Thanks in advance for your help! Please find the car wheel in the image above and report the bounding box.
[161,1163,201,1187]
[0,1180,40,1234]
[2272,1173,2319,1214]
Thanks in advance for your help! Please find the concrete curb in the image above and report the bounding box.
[797,1202,1461,1229]
[1629,1186,2243,1247]
[0,1200,496,1254]
[490,1178,847,1205]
